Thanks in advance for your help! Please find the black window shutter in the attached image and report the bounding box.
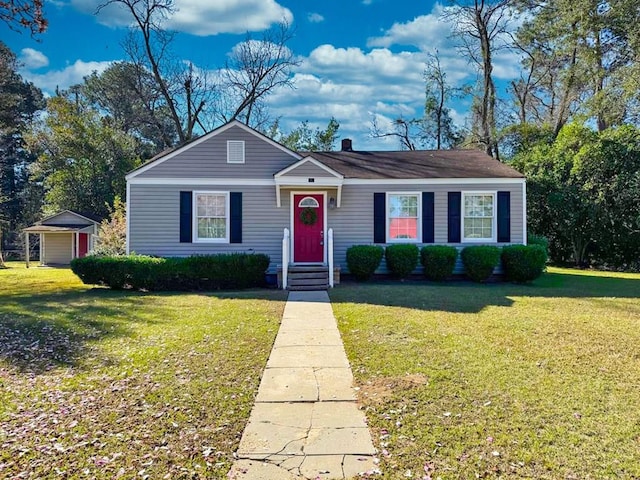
[179,191,192,243]
[373,193,386,244]
[422,192,435,243]
[448,192,461,243]
[230,192,243,244]
[497,191,511,243]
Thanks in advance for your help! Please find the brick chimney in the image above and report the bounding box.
[341,138,353,151]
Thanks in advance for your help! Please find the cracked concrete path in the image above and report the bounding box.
[228,291,377,479]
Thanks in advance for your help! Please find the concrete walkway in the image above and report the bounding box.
[228,291,377,479]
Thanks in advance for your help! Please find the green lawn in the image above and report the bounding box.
[331,267,640,480]
[0,263,287,479]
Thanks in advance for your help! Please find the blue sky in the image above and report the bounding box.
[2,0,521,149]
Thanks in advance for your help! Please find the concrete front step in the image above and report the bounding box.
[277,265,341,290]
[288,284,329,291]
[288,265,329,273]
[287,265,330,291]
[289,272,328,280]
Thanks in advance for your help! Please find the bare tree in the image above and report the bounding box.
[444,0,515,160]
[512,20,582,136]
[98,0,215,145]
[219,21,300,128]
[1,0,47,35]
[371,116,418,150]
[423,52,463,149]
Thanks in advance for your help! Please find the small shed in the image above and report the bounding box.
[23,211,101,266]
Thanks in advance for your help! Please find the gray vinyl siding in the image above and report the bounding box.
[282,162,336,177]
[129,184,289,266]
[136,125,298,179]
[326,183,525,274]
[129,181,524,275]
[43,233,73,265]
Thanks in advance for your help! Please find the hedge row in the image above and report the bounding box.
[70,253,270,291]
[346,243,547,283]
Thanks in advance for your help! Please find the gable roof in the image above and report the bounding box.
[306,150,524,179]
[126,120,301,180]
[275,155,344,179]
[38,210,102,225]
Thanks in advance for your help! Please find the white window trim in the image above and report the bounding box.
[461,191,497,243]
[227,140,245,164]
[386,192,422,243]
[193,191,230,243]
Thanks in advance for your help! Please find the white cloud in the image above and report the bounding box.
[367,3,524,83]
[265,44,433,149]
[21,60,114,93]
[304,45,426,86]
[367,4,452,51]
[72,0,293,36]
[19,48,50,69]
[307,12,324,23]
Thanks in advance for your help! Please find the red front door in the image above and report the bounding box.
[293,194,324,263]
[78,233,89,258]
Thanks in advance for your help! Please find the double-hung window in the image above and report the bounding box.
[194,192,229,242]
[387,193,421,242]
[462,192,496,242]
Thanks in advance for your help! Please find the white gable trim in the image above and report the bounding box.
[126,120,301,180]
[274,156,344,208]
[275,155,344,179]
[39,210,99,225]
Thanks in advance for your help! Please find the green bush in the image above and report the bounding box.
[420,245,458,281]
[385,244,419,279]
[346,245,384,281]
[527,234,549,255]
[71,253,270,291]
[501,244,548,283]
[461,245,501,282]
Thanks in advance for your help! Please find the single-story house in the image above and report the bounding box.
[23,210,100,266]
[125,120,526,289]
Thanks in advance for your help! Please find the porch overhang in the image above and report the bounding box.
[274,155,345,208]
[23,224,95,234]
[274,177,344,207]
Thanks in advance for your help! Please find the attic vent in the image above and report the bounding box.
[227,140,245,164]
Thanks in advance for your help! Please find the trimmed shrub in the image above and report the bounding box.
[346,245,384,281]
[501,244,548,283]
[527,234,549,255]
[461,245,501,283]
[71,253,270,291]
[385,244,419,279]
[420,245,458,281]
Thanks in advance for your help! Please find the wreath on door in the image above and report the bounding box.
[300,207,318,226]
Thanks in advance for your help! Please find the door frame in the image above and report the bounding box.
[290,190,327,264]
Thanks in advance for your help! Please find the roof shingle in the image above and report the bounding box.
[306,150,524,179]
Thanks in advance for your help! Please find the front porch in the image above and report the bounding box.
[280,225,338,291]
